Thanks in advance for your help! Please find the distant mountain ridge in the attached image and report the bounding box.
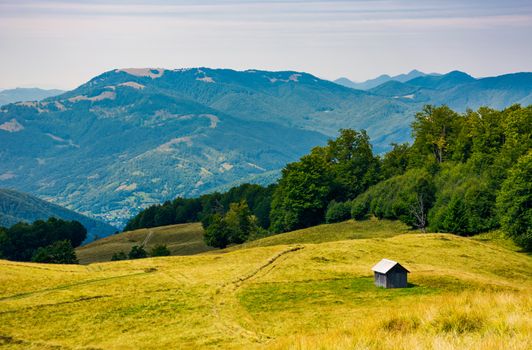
[335,70,439,90]
[0,67,530,228]
[0,87,64,106]
[0,188,116,241]
[366,70,532,110]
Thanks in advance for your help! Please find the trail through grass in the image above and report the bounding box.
[1,221,530,349]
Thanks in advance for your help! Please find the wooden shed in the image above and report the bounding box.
[371,259,409,288]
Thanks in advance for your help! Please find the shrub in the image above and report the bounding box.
[111,251,127,261]
[128,245,147,259]
[150,244,171,257]
[381,316,420,333]
[349,169,435,230]
[325,201,351,223]
[351,193,370,220]
[432,311,484,334]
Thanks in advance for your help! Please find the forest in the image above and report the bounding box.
[0,217,86,263]
[124,104,531,250]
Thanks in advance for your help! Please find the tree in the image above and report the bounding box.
[31,240,78,264]
[202,201,260,248]
[381,143,410,179]
[225,201,260,244]
[0,218,87,262]
[0,227,7,259]
[411,105,461,164]
[428,163,499,236]
[203,214,231,248]
[440,196,469,235]
[150,244,171,257]
[327,129,380,201]
[270,149,333,232]
[128,245,147,259]
[497,151,531,250]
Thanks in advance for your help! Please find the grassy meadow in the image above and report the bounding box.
[1,221,531,349]
[76,223,212,264]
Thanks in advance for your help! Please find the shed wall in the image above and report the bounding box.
[373,271,408,288]
[386,271,408,288]
[374,272,387,287]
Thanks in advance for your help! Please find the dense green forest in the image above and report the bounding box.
[0,217,86,263]
[125,105,531,250]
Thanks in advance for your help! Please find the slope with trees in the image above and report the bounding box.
[0,217,87,263]
[124,104,531,251]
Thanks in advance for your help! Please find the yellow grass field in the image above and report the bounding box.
[1,221,531,349]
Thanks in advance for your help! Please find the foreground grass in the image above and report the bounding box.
[76,223,212,264]
[1,224,531,349]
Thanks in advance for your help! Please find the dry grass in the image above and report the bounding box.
[76,223,213,264]
[1,222,530,349]
[232,218,410,250]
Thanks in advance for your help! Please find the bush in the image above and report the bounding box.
[150,244,171,257]
[351,193,371,220]
[325,201,351,223]
[31,240,78,264]
[429,163,499,235]
[111,251,128,261]
[128,245,147,259]
[349,169,435,230]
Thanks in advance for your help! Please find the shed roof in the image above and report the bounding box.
[371,259,409,274]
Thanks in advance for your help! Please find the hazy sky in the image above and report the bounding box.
[1,0,531,90]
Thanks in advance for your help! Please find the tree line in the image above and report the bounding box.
[125,105,531,251]
[0,217,87,263]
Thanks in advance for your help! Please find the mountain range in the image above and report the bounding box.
[0,67,530,228]
[0,188,116,241]
[335,70,439,90]
[0,88,64,107]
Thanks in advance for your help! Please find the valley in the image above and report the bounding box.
[1,68,530,228]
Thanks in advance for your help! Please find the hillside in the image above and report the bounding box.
[0,88,64,107]
[0,221,530,349]
[76,219,408,264]
[0,188,116,241]
[1,68,530,228]
[76,223,211,264]
[367,71,532,111]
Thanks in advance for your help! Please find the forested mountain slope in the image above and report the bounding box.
[0,188,116,241]
[0,68,530,228]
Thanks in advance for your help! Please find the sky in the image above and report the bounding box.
[1,0,531,90]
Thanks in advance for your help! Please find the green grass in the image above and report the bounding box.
[239,277,438,313]
[1,220,530,349]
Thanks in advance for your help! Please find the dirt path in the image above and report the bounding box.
[141,229,154,247]
[0,271,150,302]
[211,245,304,344]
